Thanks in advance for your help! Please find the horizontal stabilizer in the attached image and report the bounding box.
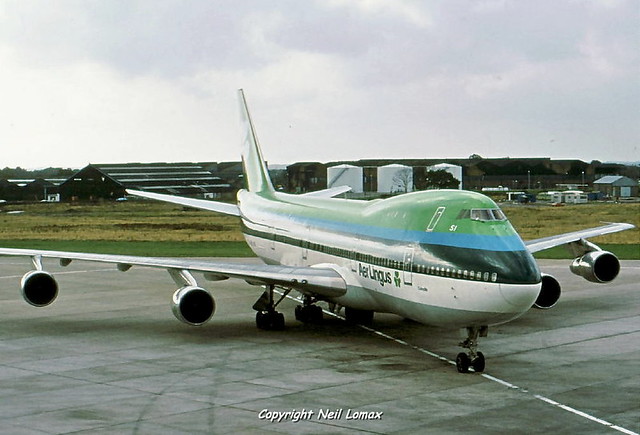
[300,185,352,198]
[126,189,240,216]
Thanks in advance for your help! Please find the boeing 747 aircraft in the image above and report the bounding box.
[0,90,634,373]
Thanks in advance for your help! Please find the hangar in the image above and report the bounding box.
[0,178,63,202]
[327,164,363,193]
[593,175,638,198]
[59,163,233,201]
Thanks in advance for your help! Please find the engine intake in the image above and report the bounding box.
[534,274,561,309]
[570,251,620,283]
[21,270,59,307]
[171,286,215,326]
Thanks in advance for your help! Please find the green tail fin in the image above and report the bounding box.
[238,89,275,194]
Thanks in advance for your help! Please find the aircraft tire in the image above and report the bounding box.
[310,305,323,323]
[345,307,374,326]
[256,311,269,330]
[296,305,324,324]
[471,352,485,373]
[256,311,285,330]
[273,312,285,330]
[456,353,470,373]
[294,305,306,322]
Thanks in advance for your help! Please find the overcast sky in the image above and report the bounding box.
[1,0,638,168]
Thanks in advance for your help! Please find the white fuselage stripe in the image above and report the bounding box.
[246,232,540,327]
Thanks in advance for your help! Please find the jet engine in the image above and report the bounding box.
[171,286,215,326]
[534,273,561,309]
[570,251,620,283]
[21,270,59,307]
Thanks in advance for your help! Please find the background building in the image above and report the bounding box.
[377,164,413,194]
[2,157,638,202]
[593,176,638,198]
[59,163,232,201]
[327,164,363,193]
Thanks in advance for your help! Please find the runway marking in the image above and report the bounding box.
[358,317,638,434]
[1,264,635,434]
[277,291,638,435]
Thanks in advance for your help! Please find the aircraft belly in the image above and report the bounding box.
[337,272,540,327]
[361,291,527,328]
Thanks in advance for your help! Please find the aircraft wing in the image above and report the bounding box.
[299,186,352,198]
[126,189,240,216]
[0,247,347,298]
[525,222,635,253]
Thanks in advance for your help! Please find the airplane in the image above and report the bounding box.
[0,89,634,373]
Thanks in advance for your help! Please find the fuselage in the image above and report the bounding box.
[238,188,542,329]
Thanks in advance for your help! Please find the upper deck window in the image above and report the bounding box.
[468,208,507,222]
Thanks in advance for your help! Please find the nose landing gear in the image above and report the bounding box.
[456,326,487,373]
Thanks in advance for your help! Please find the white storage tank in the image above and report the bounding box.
[327,164,363,193]
[377,164,413,193]
[427,163,463,189]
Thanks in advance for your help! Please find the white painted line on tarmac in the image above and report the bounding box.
[360,316,638,434]
[278,290,638,435]
[0,268,635,434]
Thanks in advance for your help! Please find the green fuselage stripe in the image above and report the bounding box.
[240,220,540,285]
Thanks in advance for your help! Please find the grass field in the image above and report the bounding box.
[0,200,638,258]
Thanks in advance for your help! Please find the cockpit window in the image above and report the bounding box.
[470,209,492,221]
[468,208,507,222]
[491,209,506,220]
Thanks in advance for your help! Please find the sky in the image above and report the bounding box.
[0,0,638,169]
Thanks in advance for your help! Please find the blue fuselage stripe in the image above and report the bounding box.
[278,214,527,252]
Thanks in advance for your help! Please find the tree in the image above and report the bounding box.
[424,169,459,189]
[391,168,413,193]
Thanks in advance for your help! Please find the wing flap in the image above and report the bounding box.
[0,248,346,298]
[525,222,635,253]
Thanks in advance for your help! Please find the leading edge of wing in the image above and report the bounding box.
[0,248,346,298]
[126,189,240,216]
[525,222,635,253]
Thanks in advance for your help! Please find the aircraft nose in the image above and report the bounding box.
[499,283,541,310]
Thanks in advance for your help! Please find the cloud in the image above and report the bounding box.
[0,44,234,167]
[0,0,638,167]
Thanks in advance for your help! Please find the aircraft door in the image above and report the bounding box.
[403,247,414,285]
[269,227,276,250]
[426,206,446,232]
[302,226,310,262]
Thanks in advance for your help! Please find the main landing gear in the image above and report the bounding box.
[253,285,290,330]
[252,287,326,329]
[344,307,374,326]
[294,296,324,324]
[456,326,488,373]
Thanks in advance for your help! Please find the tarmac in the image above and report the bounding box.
[0,256,638,434]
